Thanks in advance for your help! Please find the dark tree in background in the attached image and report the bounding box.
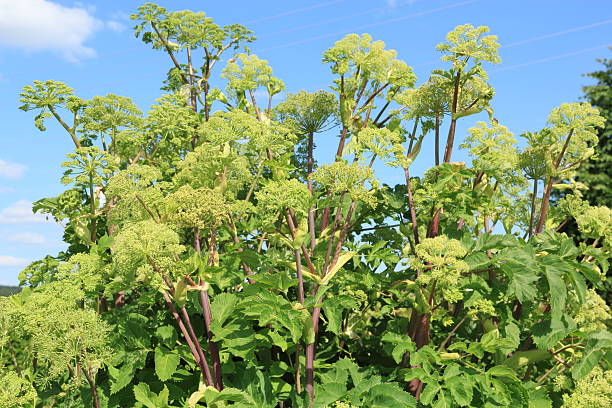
[557,54,612,236]
[576,55,612,207]
[558,54,612,304]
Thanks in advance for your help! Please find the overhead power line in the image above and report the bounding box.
[243,0,349,25]
[502,19,612,48]
[257,0,424,39]
[412,18,612,68]
[490,44,611,73]
[5,0,348,80]
[256,0,482,53]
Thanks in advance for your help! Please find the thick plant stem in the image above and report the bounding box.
[307,132,316,252]
[151,22,189,85]
[322,199,345,278]
[413,314,431,349]
[82,365,100,408]
[295,249,305,395]
[321,127,350,231]
[285,212,317,277]
[407,313,430,397]
[180,305,216,386]
[249,89,262,121]
[527,180,539,238]
[403,167,420,246]
[535,129,574,234]
[428,208,442,238]
[199,290,223,390]
[88,180,97,243]
[48,106,81,149]
[114,292,125,308]
[202,229,223,390]
[535,177,554,234]
[305,306,321,406]
[434,114,440,166]
[186,46,197,114]
[295,344,302,394]
[162,291,213,386]
[443,71,461,163]
[295,250,305,304]
[307,198,357,405]
[329,201,356,268]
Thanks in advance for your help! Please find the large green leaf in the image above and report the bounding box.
[487,365,519,380]
[211,292,239,326]
[109,350,148,395]
[367,383,417,408]
[541,255,569,321]
[381,332,415,364]
[497,246,540,302]
[203,387,257,406]
[446,376,473,407]
[419,382,440,405]
[531,317,575,350]
[211,321,257,360]
[571,331,612,379]
[154,346,180,381]
[313,382,347,408]
[502,267,539,302]
[335,358,365,388]
[432,389,452,408]
[527,386,552,408]
[156,325,178,346]
[323,295,357,335]
[566,269,587,304]
[133,383,168,408]
[320,251,355,286]
[124,313,151,348]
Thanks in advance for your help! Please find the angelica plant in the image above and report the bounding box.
[5,3,610,408]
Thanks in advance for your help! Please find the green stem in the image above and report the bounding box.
[49,106,81,148]
[443,71,461,163]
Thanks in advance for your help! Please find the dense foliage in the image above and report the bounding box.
[1,4,610,407]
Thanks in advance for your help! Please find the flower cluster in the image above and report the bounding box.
[314,161,378,207]
[409,236,468,302]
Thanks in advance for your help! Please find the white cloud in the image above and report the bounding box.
[0,0,101,62]
[0,200,50,224]
[0,159,26,180]
[7,232,46,245]
[106,20,125,33]
[0,255,29,267]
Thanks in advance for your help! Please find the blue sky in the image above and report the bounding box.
[0,0,610,285]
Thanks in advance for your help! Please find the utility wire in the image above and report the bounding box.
[490,44,611,73]
[4,0,348,80]
[12,0,478,85]
[412,18,612,68]
[503,19,612,48]
[94,0,478,86]
[257,0,423,38]
[255,0,483,53]
[19,5,612,88]
[243,0,349,25]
